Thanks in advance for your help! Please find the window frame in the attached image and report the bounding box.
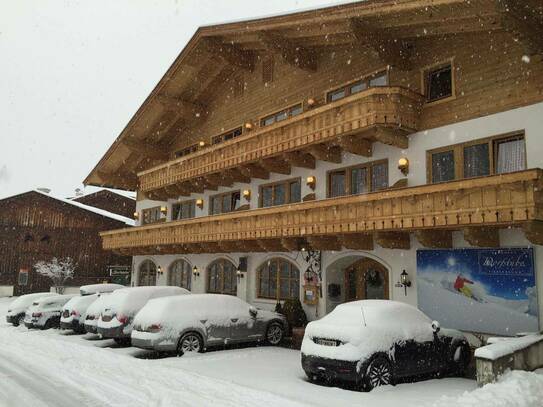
[326,159,389,198]
[421,58,456,105]
[174,143,198,159]
[206,258,237,296]
[209,190,241,215]
[426,131,526,183]
[259,103,304,127]
[257,258,300,300]
[141,206,163,225]
[171,200,196,221]
[211,126,243,145]
[258,177,302,208]
[168,259,192,290]
[325,68,389,104]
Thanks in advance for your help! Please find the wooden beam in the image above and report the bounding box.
[463,227,500,247]
[163,184,190,198]
[336,135,373,157]
[375,231,410,250]
[202,37,257,71]
[370,127,409,149]
[240,163,270,180]
[523,221,543,245]
[258,31,318,72]
[96,170,137,190]
[205,173,233,188]
[307,144,342,163]
[121,138,169,160]
[339,233,374,250]
[415,230,453,249]
[146,189,169,201]
[350,18,413,70]
[218,241,241,253]
[499,1,543,56]
[226,168,251,184]
[257,239,288,252]
[156,94,207,118]
[306,236,342,251]
[185,179,205,194]
[260,157,291,175]
[280,238,306,252]
[283,151,316,169]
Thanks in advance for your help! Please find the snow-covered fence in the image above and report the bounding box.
[474,334,543,386]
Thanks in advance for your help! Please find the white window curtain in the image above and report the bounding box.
[496,139,526,174]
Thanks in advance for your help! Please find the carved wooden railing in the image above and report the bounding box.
[138,87,424,197]
[102,169,543,254]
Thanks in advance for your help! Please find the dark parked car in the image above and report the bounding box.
[6,292,57,326]
[131,294,287,355]
[23,294,77,330]
[301,300,470,391]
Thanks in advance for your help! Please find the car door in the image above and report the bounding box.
[228,298,262,343]
[203,297,232,346]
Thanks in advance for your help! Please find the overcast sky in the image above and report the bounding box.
[0,0,353,200]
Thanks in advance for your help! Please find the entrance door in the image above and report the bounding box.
[344,258,389,301]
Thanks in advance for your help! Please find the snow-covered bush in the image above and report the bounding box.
[34,257,76,294]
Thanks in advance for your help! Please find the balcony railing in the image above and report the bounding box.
[138,87,424,198]
[102,169,543,254]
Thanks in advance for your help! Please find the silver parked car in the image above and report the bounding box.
[131,294,288,355]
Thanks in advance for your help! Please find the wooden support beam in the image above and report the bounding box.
[306,236,342,251]
[205,173,233,188]
[146,189,169,202]
[202,37,257,71]
[194,176,218,191]
[307,144,342,163]
[339,233,374,250]
[185,179,205,194]
[260,157,291,175]
[96,170,137,190]
[156,94,207,118]
[499,1,543,56]
[240,163,270,180]
[122,138,169,160]
[463,227,500,247]
[164,184,190,198]
[218,241,241,253]
[257,239,288,252]
[280,238,306,252]
[336,135,373,157]
[226,168,251,184]
[350,18,413,70]
[257,31,318,72]
[524,221,543,245]
[283,151,316,169]
[370,127,409,149]
[240,241,265,253]
[375,231,410,250]
[415,230,453,249]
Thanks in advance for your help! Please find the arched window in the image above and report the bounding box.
[138,260,157,286]
[207,259,237,295]
[257,258,300,300]
[169,259,191,290]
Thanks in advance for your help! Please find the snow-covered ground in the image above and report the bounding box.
[0,297,541,407]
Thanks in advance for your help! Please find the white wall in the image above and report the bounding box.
[0,285,14,297]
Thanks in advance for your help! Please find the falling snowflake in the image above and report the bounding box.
[521,55,531,64]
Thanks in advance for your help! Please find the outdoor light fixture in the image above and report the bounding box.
[306,176,316,190]
[307,98,316,107]
[244,122,253,130]
[236,265,244,279]
[398,157,409,175]
[242,189,251,201]
[160,206,168,215]
[192,265,200,277]
[133,211,139,220]
[157,266,164,276]
[399,269,412,296]
[198,140,206,148]
[236,257,248,280]
[196,199,204,209]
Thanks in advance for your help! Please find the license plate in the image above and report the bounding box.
[316,338,337,347]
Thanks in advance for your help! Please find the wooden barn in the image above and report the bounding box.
[0,189,135,296]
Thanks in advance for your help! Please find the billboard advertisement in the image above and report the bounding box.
[417,248,539,336]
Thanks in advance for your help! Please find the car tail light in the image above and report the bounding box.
[32,312,42,318]
[71,310,80,317]
[117,314,128,324]
[147,324,161,333]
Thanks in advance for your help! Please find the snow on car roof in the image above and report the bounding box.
[105,286,189,315]
[9,292,58,309]
[85,293,111,317]
[80,283,125,295]
[63,294,99,312]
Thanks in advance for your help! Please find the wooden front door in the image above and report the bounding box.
[344,258,389,302]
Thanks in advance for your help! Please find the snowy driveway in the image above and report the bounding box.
[0,298,541,407]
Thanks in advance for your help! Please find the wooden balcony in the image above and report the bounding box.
[138,87,424,199]
[102,169,543,255]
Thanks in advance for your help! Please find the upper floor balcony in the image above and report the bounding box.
[102,169,543,255]
[138,87,424,200]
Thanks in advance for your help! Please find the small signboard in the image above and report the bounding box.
[107,265,131,286]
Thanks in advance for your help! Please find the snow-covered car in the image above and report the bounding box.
[301,300,470,391]
[131,294,287,355]
[83,293,111,334]
[60,294,100,333]
[23,294,78,330]
[97,286,189,344]
[79,283,125,296]
[5,292,58,326]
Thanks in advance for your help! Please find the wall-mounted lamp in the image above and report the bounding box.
[160,206,168,215]
[244,122,253,131]
[198,140,206,148]
[398,157,409,176]
[133,211,139,220]
[157,265,164,276]
[307,98,317,108]
[196,199,204,209]
[242,189,251,201]
[396,269,412,296]
[306,176,316,190]
[236,256,248,280]
[192,265,200,277]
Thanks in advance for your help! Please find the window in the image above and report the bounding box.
[211,127,242,145]
[326,71,388,103]
[169,259,191,290]
[257,258,300,300]
[260,104,303,127]
[175,144,198,158]
[23,234,34,243]
[428,132,526,183]
[172,200,195,220]
[328,160,388,198]
[425,63,453,103]
[260,178,301,208]
[262,56,274,84]
[142,207,162,225]
[210,191,241,215]
[207,259,237,295]
[138,260,157,286]
[18,269,29,286]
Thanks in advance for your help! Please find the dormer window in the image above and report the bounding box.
[425,62,453,103]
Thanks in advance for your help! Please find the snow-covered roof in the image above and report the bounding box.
[31,189,135,226]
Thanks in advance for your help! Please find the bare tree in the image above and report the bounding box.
[34,257,76,294]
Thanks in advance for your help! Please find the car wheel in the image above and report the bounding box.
[114,337,131,346]
[177,332,203,356]
[363,356,393,391]
[451,342,470,376]
[266,322,284,346]
[16,314,25,327]
[43,319,54,330]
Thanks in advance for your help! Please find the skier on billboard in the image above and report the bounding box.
[454,274,475,299]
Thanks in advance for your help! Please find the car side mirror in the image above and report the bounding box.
[249,306,258,318]
[431,320,441,333]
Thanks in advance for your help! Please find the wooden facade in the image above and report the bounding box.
[72,190,136,219]
[0,191,133,295]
